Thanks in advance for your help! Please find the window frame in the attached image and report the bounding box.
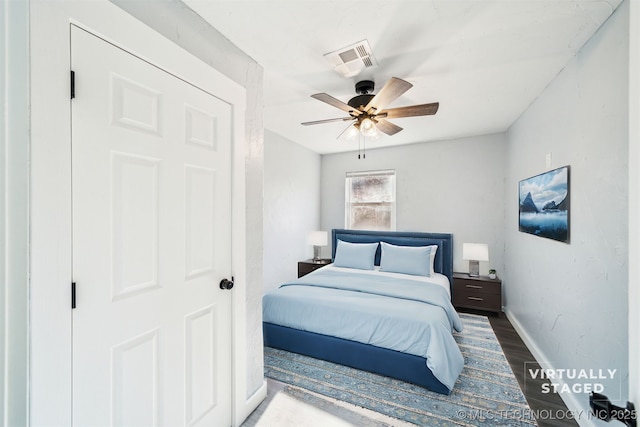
[344,169,396,231]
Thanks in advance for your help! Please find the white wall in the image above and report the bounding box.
[504,1,629,421]
[321,134,507,277]
[0,0,29,424]
[264,130,321,291]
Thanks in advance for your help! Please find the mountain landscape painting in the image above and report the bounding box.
[519,166,570,243]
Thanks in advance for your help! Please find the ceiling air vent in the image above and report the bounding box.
[324,39,378,78]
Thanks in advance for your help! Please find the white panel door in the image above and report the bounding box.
[71,26,233,426]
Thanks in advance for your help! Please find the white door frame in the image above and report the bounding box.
[1,0,29,425]
[629,0,639,408]
[30,1,261,425]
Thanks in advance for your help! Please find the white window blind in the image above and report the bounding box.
[345,170,396,231]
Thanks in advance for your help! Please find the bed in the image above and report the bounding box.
[262,229,464,395]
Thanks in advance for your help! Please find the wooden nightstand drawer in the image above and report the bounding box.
[298,259,331,278]
[452,272,502,314]
[453,288,501,311]
[454,278,501,295]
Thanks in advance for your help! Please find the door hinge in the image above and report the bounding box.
[71,282,77,309]
[70,70,75,99]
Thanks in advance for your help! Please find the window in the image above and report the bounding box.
[345,170,396,231]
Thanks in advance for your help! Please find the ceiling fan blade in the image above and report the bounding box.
[374,119,403,136]
[364,77,413,113]
[311,93,362,116]
[378,102,439,119]
[301,117,355,126]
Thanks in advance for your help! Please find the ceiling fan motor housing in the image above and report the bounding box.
[348,94,374,110]
[355,80,374,94]
[349,80,376,110]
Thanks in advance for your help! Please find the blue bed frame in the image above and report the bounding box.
[263,229,456,395]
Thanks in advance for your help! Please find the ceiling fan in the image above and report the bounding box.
[301,77,439,139]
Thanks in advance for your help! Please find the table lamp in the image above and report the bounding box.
[462,243,489,277]
[308,231,328,262]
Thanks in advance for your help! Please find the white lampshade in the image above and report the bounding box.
[307,231,328,247]
[462,243,489,262]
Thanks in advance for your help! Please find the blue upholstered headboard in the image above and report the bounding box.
[331,229,454,289]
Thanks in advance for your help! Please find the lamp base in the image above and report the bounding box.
[468,260,480,277]
[313,245,322,261]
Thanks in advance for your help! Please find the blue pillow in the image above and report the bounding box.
[379,242,432,277]
[333,240,378,270]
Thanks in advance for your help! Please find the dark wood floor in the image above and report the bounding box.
[487,313,579,427]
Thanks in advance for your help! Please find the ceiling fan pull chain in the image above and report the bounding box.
[362,136,366,159]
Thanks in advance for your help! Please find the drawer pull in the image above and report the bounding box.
[466,284,483,289]
[468,296,484,301]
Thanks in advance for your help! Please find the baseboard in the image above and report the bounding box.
[235,379,267,427]
[504,308,592,427]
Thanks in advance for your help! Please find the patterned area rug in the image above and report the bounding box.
[264,313,537,426]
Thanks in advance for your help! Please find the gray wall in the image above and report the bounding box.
[504,0,629,417]
[264,130,321,291]
[321,134,507,277]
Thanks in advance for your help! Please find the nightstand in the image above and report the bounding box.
[452,272,502,315]
[297,259,332,278]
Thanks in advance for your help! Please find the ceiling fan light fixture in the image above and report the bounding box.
[360,117,374,130]
[345,125,360,140]
[359,117,378,137]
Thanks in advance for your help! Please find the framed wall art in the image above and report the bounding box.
[519,165,570,243]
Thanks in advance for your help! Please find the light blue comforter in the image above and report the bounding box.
[262,269,464,391]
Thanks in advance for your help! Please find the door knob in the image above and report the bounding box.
[219,278,234,290]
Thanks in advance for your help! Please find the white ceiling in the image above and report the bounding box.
[184,0,622,154]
